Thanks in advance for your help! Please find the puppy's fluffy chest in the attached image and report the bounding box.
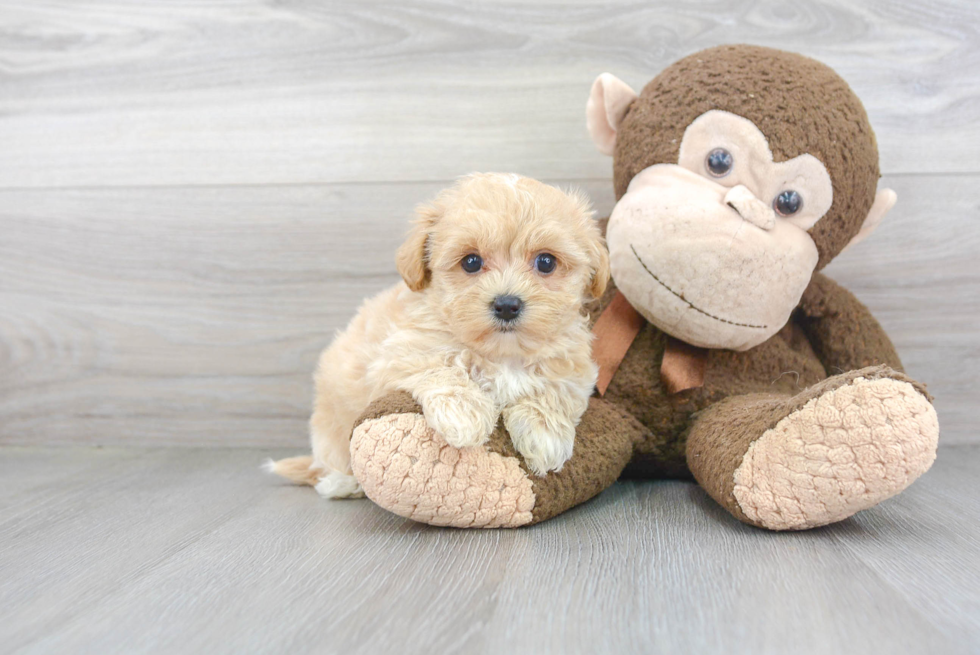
[469,356,543,408]
[464,351,596,411]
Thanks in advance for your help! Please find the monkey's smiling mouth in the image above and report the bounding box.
[629,244,767,330]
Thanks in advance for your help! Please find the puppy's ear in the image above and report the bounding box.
[588,236,611,299]
[396,202,441,291]
[568,188,611,299]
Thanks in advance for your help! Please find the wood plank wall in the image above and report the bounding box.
[1,1,977,446]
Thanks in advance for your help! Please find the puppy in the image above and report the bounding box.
[268,173,609,498]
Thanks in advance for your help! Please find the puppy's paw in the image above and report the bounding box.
[503,405,575,476]
[314,470,365,499]
[421,389,497,448]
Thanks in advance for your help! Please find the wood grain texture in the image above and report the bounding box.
[1,445,976,655]
[0,0,979,188]
[0,1,976,445]
[0,180,610,446]
[2,175,975,446]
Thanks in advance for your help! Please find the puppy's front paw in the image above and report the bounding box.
[421,389,497,448]
[503,405,575,476]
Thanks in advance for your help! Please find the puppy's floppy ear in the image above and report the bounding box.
[396,202,442,291]
[568,188,610,299]
[588,235,611,299]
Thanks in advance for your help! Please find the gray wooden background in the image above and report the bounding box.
[2,0,978,447]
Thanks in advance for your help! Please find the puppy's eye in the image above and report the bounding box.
[461,253,483,273]
[773,190,803,216]
[705,148,733,177]
[534,253,557,274]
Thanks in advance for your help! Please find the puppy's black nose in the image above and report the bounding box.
[492,295,523,322]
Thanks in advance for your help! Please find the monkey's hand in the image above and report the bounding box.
[798,273,904,373]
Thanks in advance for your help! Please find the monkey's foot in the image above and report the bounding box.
[732,370,939,530]
[351,409,535,528]
[349,392,638,528]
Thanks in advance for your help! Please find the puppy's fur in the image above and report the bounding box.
[268,173,609,497]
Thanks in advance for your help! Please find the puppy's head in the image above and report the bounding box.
[396,173,609,357]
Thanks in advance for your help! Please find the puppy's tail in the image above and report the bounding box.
[263,455,319,486]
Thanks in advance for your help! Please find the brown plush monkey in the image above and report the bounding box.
[344,45,940,530]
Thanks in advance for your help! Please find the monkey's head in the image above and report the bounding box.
[588,45,895,351]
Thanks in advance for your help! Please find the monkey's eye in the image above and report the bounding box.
[773,190,803,216]
[461,254,483,273]
[705,148,733,177]
[534,253,557,274]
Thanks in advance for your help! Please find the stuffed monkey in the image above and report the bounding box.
[345,45,940,530]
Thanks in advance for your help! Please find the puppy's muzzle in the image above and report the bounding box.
[492,295,523,323]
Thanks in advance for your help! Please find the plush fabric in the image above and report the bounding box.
[686,366,934,529]
[352,392,644,526]
[797,273,905,373]
[605,164,821,350]
[591,291,646,394]
[612,44,880,270]
[347,45,940,531]
[351,393,535,528]
[731,374,938,530]
[676,111,834,232]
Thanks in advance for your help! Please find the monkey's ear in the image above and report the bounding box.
[396,202,441,291]
[841,188,897,254]
[586,73,638,156]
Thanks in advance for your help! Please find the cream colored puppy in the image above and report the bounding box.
[268,173,609,498]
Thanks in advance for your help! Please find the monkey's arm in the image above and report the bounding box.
[796,273,904,374]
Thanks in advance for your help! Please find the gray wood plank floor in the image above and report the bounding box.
[1,444,977,655]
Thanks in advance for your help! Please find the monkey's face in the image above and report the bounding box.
[606,111,832,351]
[588,48,897,351]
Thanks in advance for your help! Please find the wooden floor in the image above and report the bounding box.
[0,444,977,654]
[3,1,979,653]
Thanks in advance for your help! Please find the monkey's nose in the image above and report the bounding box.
[492,295,523,322]
[725,184,776,231]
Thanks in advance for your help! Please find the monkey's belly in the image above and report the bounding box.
[605,321,827,479]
